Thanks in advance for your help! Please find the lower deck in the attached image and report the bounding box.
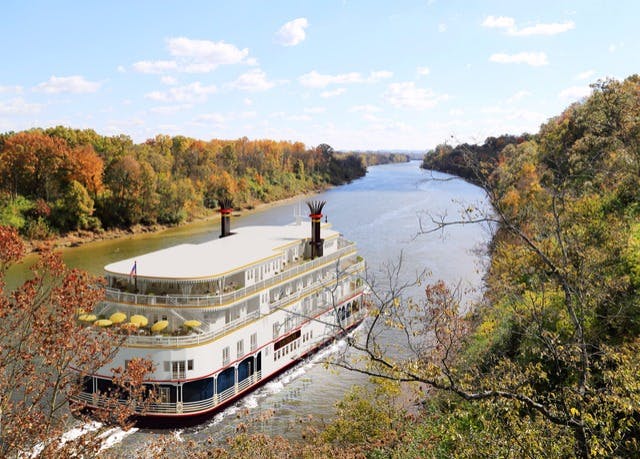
[73,294,366,420]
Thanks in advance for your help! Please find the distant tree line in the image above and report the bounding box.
[0,128,406,239]
[421,134,530,184]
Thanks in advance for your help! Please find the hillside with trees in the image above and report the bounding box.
[0,130,405,241]
[421,134,530,184]
[322,75,640,458]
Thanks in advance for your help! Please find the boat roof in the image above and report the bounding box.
[104,223,339,280]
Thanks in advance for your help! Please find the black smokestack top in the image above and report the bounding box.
[219,197,233,238]
[306,200,326,258]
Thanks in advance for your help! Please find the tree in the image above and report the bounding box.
[0,226,154,457]
[0,131,70,201]
[52,180,97,231]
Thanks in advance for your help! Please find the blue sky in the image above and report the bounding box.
[1,0,637,151]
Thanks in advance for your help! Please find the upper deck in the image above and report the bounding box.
[106,223,339,281]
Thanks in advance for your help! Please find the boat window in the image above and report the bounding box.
[237,339,244,358]
[171,361,185,379]
[158,386,171,403]
[187,359,194,371]
[222,346,230,366]
[250,333,257,351]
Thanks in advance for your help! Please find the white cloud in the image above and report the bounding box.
[35,75,101,94]
[0,97,42,115]
[117,65,126,73]
[230,69,275,91]
[320,88,346,98]
[608,42,623,53]
[134,37,251,74]
[576,70,595,80]
[304,107,326,114]
[149,104,193,114]
[196,112,226,123]
[275,18,309,46]
[287,114,312,122]
[482,15,515,29]
[161,76,178,85]
[558,85,591,101]
[0,85,23,94]
[513,21,575,36]
[132,60,178,74]
[438,23,447,32]
[350,104,382,113]
[167,37,249,63]
[482,15,574,36]
[145,82,217,103]
[417,66,430,76]
[369,70,393,81]
[507,90,532,103]
[489,52,548,66]
[244,98,253,106]
[299,70,362,88]
[449,108,464,116]
[299,69,392,88]
[385,82,448,110]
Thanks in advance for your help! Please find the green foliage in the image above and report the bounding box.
[416,75,640,457]
[0,194,32,230]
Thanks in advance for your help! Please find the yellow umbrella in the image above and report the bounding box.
[94,319,113,327]
[109,312,127,324]
[151,320,169,333]
[78,314,97,322]
[183,320,202,328]
[130,315,148,327]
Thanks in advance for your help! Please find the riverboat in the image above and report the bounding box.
[72,201,367,423]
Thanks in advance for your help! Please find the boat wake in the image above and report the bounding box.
[200,337,348,432]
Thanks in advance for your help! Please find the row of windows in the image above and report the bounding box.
[223,333,258,366]
[274,336,300,361]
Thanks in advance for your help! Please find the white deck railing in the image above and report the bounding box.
[123,280,366,348]
[104,244,359,309]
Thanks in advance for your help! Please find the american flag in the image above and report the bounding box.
[130,261,137,278]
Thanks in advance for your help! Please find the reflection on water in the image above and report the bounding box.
[5,161,492,451]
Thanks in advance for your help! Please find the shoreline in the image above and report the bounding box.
[25,190,325,255]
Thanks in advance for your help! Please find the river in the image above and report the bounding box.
[6,161,492,453]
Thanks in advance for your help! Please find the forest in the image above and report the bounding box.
[0,128,407,240]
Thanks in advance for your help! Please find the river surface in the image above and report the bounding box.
[6,161,492,453]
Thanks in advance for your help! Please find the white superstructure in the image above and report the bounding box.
[73,203,366,421]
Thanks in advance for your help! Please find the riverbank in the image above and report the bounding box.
[25,190,325,255]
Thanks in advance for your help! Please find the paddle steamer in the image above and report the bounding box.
[73,201,366,421]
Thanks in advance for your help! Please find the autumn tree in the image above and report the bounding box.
[0,131,70,201]
[0,226,153,457]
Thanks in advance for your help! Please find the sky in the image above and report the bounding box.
[0,0,638,151]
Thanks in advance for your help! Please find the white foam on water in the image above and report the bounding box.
[29,421,103,458]
[242,395,259,409]
[98,426,139,452]
[172,429,184,443]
